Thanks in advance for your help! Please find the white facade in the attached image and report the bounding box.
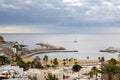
[26,68,63,80]
[0,65,24,78]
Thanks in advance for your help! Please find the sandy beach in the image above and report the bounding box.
[23,58,99,66]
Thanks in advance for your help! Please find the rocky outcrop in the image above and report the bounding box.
[0,36,5,44]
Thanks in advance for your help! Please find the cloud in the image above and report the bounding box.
[0,0,120,23]
[0,0,120,33]
[63,0,83,7]
[0,25,40,33]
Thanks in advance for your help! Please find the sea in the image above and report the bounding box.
[1,33,120,60]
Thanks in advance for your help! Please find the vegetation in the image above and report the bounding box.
[30,56,42,69]
[15,54,29,71]
[69,59,72,65]
[74,58,77,64]
[108,58,117,65]
[98,57,105,63]
[63,59,66,66]
[0,56,10,65]
[100,63,119,80]
[43,55,48,65]
[53,58,58,67]
[90,66,99,80]
[87,57,89,60]
[72,64,82,72]
[45,73,59,80]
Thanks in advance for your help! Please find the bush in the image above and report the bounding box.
[46,64,51,68]
[72,64,82,72]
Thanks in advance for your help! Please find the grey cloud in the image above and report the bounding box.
[0,0,120,28]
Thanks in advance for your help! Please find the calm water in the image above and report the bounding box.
[1,33,120,60]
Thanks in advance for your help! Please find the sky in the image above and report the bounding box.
[0,0,120,33]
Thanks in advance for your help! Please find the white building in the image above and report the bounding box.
[26,68,63,80]
[0,65,24,79]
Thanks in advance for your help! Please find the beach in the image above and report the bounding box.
[23,58,99,66]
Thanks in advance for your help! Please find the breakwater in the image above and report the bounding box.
[22,50,78,58]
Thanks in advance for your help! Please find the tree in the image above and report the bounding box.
[45,73,59,80]
[66,58,68,65]
[91,67,98,80]
[0,56,10,65]
[53,58,58,67]
[69,59,71,65]
[43,55,48,65]
[15,54,30,71]
[32,56,42,69]
[101,57,105,61]
[72,64,82,78]
[34,56,41,63]
[15,54,23,66]
[72,64,82,72]
[50,60,53,65]
[108,58,117,65]
[87,57,89,60]
[63,59,66,66]
[74,58,77,64]
[116,67,120,80]
[100,63,119,80]
[98,57,100,61]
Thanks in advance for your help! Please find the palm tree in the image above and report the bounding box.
[116,67,120,80]
[53,58,58,67]
[91,66,98,80]
[50,60,53,65]
[45,73,59,80]
[74,58,77,64]
[63,59,66,66]
[98,57,100,62]
[98,57,105,80]
[66,58,68,65]
[33,56,42,68]
[34,56,40,62]
[99,57,105,64]
[69,59,71,65]
[100,63,119,80]
[87,57,89,60]
[43,55,48,65]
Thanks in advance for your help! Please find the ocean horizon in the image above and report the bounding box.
[1,33,120,60]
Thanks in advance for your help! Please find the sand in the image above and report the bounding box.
[23,58,99,66]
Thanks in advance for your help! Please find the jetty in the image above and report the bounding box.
[22,50,78,58]
[36,43,65,50]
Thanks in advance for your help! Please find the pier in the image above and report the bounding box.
[22,50,78,58]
